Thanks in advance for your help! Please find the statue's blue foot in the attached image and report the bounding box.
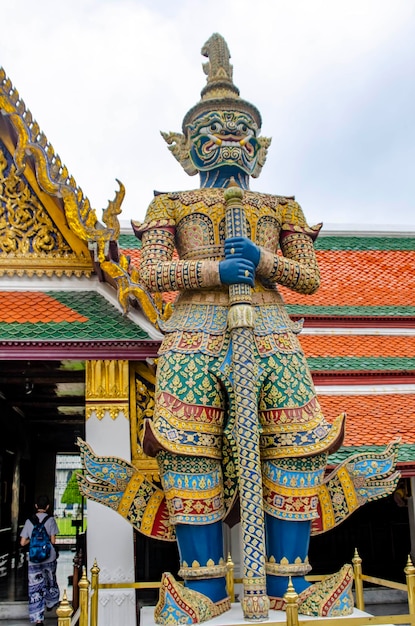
[154,572,231,625]
[269,564,354,616]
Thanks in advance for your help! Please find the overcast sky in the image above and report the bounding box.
[2,0,415,230]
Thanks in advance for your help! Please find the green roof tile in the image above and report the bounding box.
[329,443,415,465]
[0,291,151,341]
[286,305,415,317]
[308,356,415,371]
[316,236,415,251]
[119,234,142,249]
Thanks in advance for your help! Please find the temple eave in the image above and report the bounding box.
[0,339,160,360]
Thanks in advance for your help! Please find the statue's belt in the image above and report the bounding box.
[176,289,285,306]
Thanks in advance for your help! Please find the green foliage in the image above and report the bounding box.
[61,469,83,505]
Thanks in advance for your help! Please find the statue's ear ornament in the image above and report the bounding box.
[160,131,198,176]
[251,135,272,178]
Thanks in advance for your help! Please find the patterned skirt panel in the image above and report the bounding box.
[146,303,344,521]
[262,455,327,521]
[157,450,225,525]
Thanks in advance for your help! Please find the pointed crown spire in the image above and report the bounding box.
[182,33,262,132]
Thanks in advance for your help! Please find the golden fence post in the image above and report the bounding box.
[284,577,299,626]
[90,559,100,626]
[405,555,415,615]
[353,548,365,611]
[226,552,235,603]
[56,590,73,626]
[79,566,90,626]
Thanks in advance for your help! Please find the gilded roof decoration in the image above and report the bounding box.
[0,67,124,276]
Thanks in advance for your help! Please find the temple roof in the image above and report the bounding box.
[320,393,415,469]
[119,233,415,320]
[299,334,415,383]
[282,236,415,323]
[0,289,159,358]
[0,66,139,288]
[0,67,158,347]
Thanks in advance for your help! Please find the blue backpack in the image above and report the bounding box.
[29,515,51,563]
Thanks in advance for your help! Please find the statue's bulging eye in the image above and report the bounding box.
[196,122,223,136]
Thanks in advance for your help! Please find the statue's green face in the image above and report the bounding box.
[187,110,260,176]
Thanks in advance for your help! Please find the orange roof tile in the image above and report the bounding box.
[123,249,142,267]
[280,250,415,306]
[0,292,88,323]
[319,394,415,446]
[299,335,415,358]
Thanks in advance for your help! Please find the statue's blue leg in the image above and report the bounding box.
[265,515,312,597]
[260,448,327,600]
[176,522,228,602]
[157,450,228,606]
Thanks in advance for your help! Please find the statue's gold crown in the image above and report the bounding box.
[182,33,262,132]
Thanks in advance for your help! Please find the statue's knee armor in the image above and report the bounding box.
[262,455,327,522]
[263,457,325,598]
[157,451,225,525]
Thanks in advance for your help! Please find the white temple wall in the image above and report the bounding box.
[85,360,136,626]
[85,409,136,626]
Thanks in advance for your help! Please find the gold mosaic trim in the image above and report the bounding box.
[338,466,359,512]
[140,490,166,536]
[117,473,145,517]
[317,483,336,531]
[85,403,129,421]
[266,556,312,576]
[179,558,227,580]
[242,576,267,591]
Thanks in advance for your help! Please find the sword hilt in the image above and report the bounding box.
[224,183,254,330]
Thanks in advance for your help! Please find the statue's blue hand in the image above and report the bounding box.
[219,257,255,286]
[224,236,260,267]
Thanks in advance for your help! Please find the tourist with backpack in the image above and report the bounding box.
[20,495,60,625]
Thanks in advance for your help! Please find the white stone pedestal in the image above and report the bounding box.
[140,605,376,626]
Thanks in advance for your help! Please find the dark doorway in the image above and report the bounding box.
[309,492,411,582]
[0,359,86,601]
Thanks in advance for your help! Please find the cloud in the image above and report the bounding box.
[1,0,414,227]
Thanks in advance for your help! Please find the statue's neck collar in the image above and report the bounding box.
[199,169,250,190]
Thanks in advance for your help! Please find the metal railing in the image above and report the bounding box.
[56,549,415,626]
